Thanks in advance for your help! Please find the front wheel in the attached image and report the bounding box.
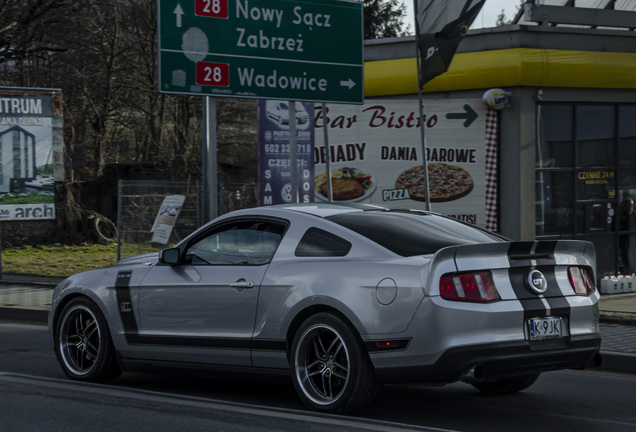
[55,297,121,382]
[291,312,378,413]
[471,373,541,395]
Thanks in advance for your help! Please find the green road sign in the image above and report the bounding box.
[158,0,364,103]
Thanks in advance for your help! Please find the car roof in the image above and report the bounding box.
[270,203,426,218]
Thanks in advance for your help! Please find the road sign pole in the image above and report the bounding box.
[202,96,217,221]
[322,103,333,202]
[414,0,431,212]
[289,100,298,203]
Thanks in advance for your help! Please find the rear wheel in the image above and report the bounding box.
[291,313,378,413]
[471,373,541,395]
[55,297,121,382]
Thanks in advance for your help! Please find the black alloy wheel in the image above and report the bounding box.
[55,297,121,382]
[291,312,378,413]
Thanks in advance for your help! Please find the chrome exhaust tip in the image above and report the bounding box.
[460,365,487,383]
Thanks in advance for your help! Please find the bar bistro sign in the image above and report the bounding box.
[312,98,495,229]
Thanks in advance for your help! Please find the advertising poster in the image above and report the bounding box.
[0,92,55,220]
[314,99,498,229]
[258,100,315,205]
[151,195,186,245]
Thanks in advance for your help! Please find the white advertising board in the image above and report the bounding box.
[314,99,498,230]
[0,91,56,220]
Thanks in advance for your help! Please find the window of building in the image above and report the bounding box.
[536,103,636,276]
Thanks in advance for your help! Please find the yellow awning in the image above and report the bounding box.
[364,48,636,96]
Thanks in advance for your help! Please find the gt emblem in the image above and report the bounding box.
[527,270,547,294]
[120,302,132,312]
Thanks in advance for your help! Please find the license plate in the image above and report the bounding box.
[527,317,564,340]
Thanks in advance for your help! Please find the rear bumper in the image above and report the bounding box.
[374,334,601,385]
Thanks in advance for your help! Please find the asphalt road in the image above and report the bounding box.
[2,319,636,432]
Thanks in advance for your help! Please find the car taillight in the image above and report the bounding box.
[568,266,595,296]
[440,271,500,302]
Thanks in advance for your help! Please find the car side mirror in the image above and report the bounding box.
[159,248,180,265]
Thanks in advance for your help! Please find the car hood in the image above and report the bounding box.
[114,252,159,266]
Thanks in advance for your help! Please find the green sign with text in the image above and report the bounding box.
[158,0,363,103]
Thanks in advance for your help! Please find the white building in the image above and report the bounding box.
[0,125,36,193]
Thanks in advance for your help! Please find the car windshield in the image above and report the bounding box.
[325,211,506,256]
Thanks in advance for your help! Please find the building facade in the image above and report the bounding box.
[362,3,636,277]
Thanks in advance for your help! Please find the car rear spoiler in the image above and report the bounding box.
[426,240,596,287]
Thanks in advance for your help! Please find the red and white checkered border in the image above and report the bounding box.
[484,109,498,231]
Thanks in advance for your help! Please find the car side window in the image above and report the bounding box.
[295,228,351,257]
[185,221,285,265]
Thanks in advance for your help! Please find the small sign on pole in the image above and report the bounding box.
[151,195,186,246]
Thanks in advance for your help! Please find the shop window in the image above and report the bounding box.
[618,106,636,165]
[618,171,636,230]
[537,104,636,235]
[536,171,573,236]
[576,106,615,167]
[576,169,616,200]
[537,105,573,168]
[537,104,636,276]
[576,203,616,234]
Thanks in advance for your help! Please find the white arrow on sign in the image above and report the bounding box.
[339,78,356,90]
[174,4,184,28]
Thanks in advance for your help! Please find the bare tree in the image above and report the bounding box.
[1,0,259,242]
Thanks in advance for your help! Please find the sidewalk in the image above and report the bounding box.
[1,275,635,374]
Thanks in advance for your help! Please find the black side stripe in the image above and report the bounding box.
[115,270,139,343]
[114,270,284,351]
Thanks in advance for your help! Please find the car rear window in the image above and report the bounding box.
[325,211,506,256]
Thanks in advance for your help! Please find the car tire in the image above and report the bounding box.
[55,297,121,382]
[471,372,541,395]
[291,312,378,413]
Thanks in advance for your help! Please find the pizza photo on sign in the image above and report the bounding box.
[396,163,474,202]
[315,167,376,202]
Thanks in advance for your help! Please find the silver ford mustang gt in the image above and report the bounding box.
[49,203,601,413]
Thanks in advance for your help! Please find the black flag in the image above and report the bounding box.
[416,0,486,86]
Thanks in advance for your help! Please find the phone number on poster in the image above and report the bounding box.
[264,144,312,153]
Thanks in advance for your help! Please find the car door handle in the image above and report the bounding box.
[230,280,255,289]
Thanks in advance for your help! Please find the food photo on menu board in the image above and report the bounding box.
[395,163,474,202]
[314,167,376,201]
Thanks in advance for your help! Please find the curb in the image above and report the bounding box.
[597,351,636,375]
[0,307,48,323]
[0,278,60,288]
[600,315,636,326]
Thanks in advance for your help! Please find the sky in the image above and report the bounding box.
[404,0,521,32]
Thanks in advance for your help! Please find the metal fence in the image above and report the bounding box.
[116,180,258,260]
[219,181,258,214]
